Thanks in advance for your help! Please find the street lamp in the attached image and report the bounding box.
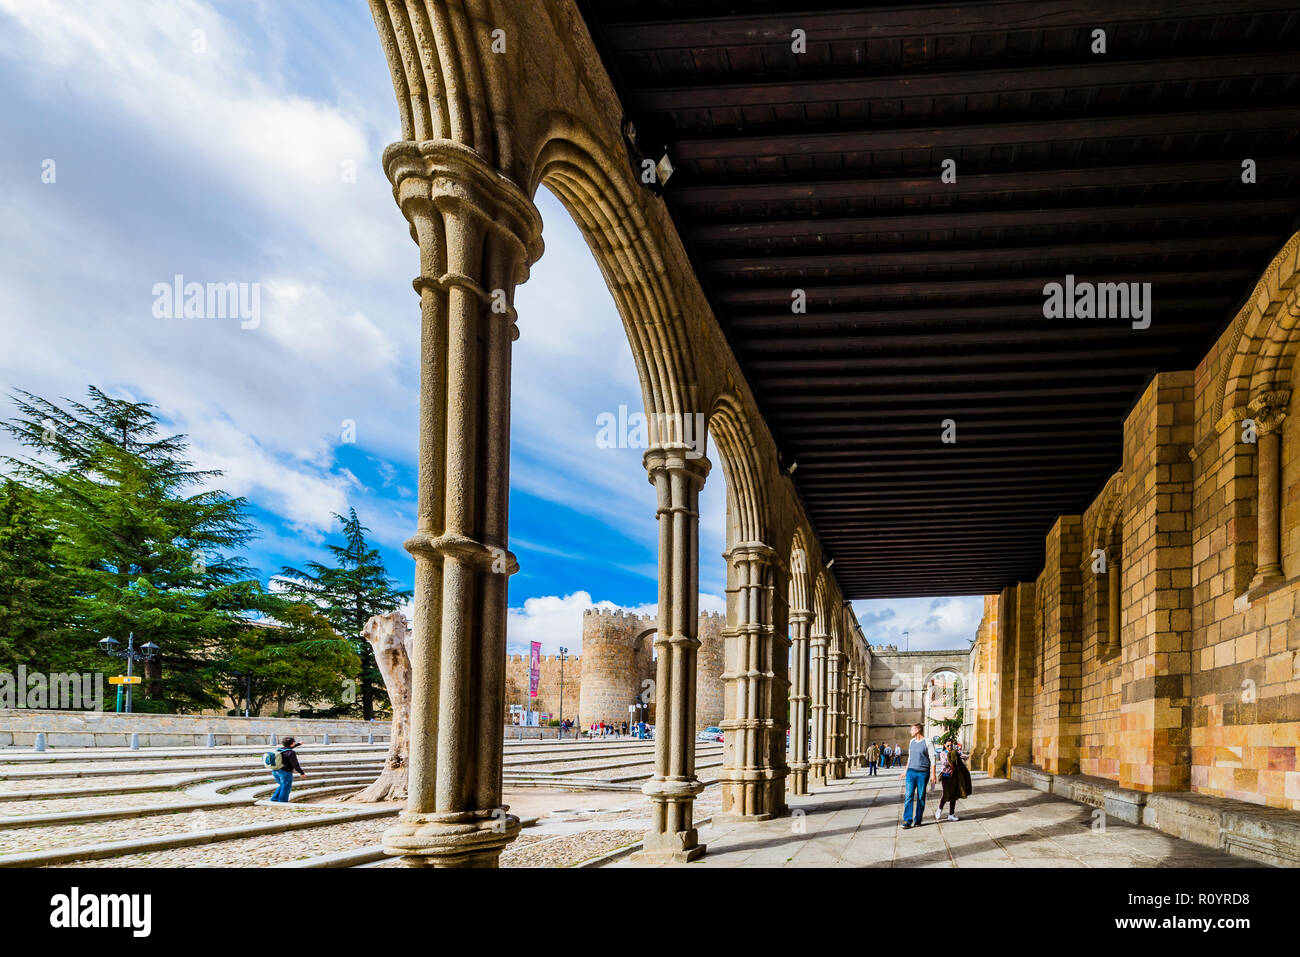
[557,647,569,740]
[97,633,158,713]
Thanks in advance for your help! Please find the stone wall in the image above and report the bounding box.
[0,710,389,749]
[567,608,726,729]
[505,652,581,724]
[867,648,971,750]
[970,234,1300,813]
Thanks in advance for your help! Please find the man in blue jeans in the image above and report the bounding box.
[269,736,307,802]
[898,723,938,828]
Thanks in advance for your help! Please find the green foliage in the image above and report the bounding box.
[210,601,360,716]
[2,388,265,710]
[0,478,80,671]
[935,706,965,745]
[277,509,409,719]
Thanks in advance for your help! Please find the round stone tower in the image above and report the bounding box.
[577,608,656,727]
[695,611,725,728]
[576,606,727,731]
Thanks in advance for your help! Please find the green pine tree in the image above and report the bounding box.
[3,387,264,711]
[277,508,410,720]
[211,601,360,717]
[0,478,78,672]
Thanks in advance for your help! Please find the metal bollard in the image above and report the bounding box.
[130,733,139,750]
[34,732,46,752]
[323,732,331,746]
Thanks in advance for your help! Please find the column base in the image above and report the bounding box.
[788,767,809,796]
[1246,566,1285,601]
[383,808,520,868]
[632,840,707,864]
[987,748,1011,777]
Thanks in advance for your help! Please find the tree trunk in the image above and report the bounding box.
[346,611,410,802]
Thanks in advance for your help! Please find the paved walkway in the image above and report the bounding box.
[621,769,1259,867]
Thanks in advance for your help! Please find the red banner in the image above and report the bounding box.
[529,641,541,699]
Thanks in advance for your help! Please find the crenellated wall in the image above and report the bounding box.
[504,607,726,729]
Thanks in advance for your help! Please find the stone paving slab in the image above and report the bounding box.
[614,769,1264,868]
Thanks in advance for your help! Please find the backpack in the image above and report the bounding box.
[263,748,286,770]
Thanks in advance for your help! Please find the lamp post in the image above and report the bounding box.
[97,633,159,714]
[557,647,568,740]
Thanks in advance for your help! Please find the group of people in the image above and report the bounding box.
[864,741,904,772]
[263,722,970,831]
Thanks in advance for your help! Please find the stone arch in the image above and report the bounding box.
[1089,470,1125,661]
[1214,229,1300,427]
[531,124,703,428]
[788,527,813,617]
[708,394,771,548]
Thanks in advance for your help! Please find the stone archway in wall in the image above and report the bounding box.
[923,668,963,746]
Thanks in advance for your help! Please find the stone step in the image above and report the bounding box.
[0,804,399,867]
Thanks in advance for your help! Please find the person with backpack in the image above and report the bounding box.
[265,736,307,802]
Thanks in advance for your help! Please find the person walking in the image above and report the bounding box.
[265,736,306,803]
[865,741,879,775]
[935,739,972,822]
[893,743,902,768]
[898,724,937,828]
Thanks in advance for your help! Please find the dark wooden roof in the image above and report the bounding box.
[576,0,1300,598]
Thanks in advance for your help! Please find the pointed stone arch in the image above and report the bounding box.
[1213,229,1300,429]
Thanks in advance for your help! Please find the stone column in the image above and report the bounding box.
[787,610,812,794]
[852,670,863,769]
[987,585,1018,777]
[379,142,541,868]
[719,543,788,821]
[638,447,711,862]
[842,657,852,769]
[1249,393,1289,591]
[808,622,829,786]
[827,641,847,779]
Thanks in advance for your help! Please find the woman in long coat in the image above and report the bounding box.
[935,739,972,821]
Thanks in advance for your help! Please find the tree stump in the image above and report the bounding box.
[347,611,410,802]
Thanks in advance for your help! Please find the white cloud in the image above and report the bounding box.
[852,596,987,652]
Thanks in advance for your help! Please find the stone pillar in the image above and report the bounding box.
[1118,372,1194,793]
[987,585,1018,777]
[809,622,829,786]
[1009,582,1037,769]
[787,610,812,794]
[842,657,852,769]
[854,673,867,767]
[380,142,542,868]
[638,447,711,862]
[1249,392,1289,591]
[827,641,847,779]
[719,543,788,821]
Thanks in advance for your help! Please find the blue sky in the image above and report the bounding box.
[0,0,983,655]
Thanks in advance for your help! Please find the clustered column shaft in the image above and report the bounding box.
[381,141,542,868]
[719,543,788,819]
[827,642,847,779]
[809,624,829,786]
[639,447,711,862]
[787,611,812,794]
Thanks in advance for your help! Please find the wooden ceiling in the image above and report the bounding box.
[576,0,1300,598]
